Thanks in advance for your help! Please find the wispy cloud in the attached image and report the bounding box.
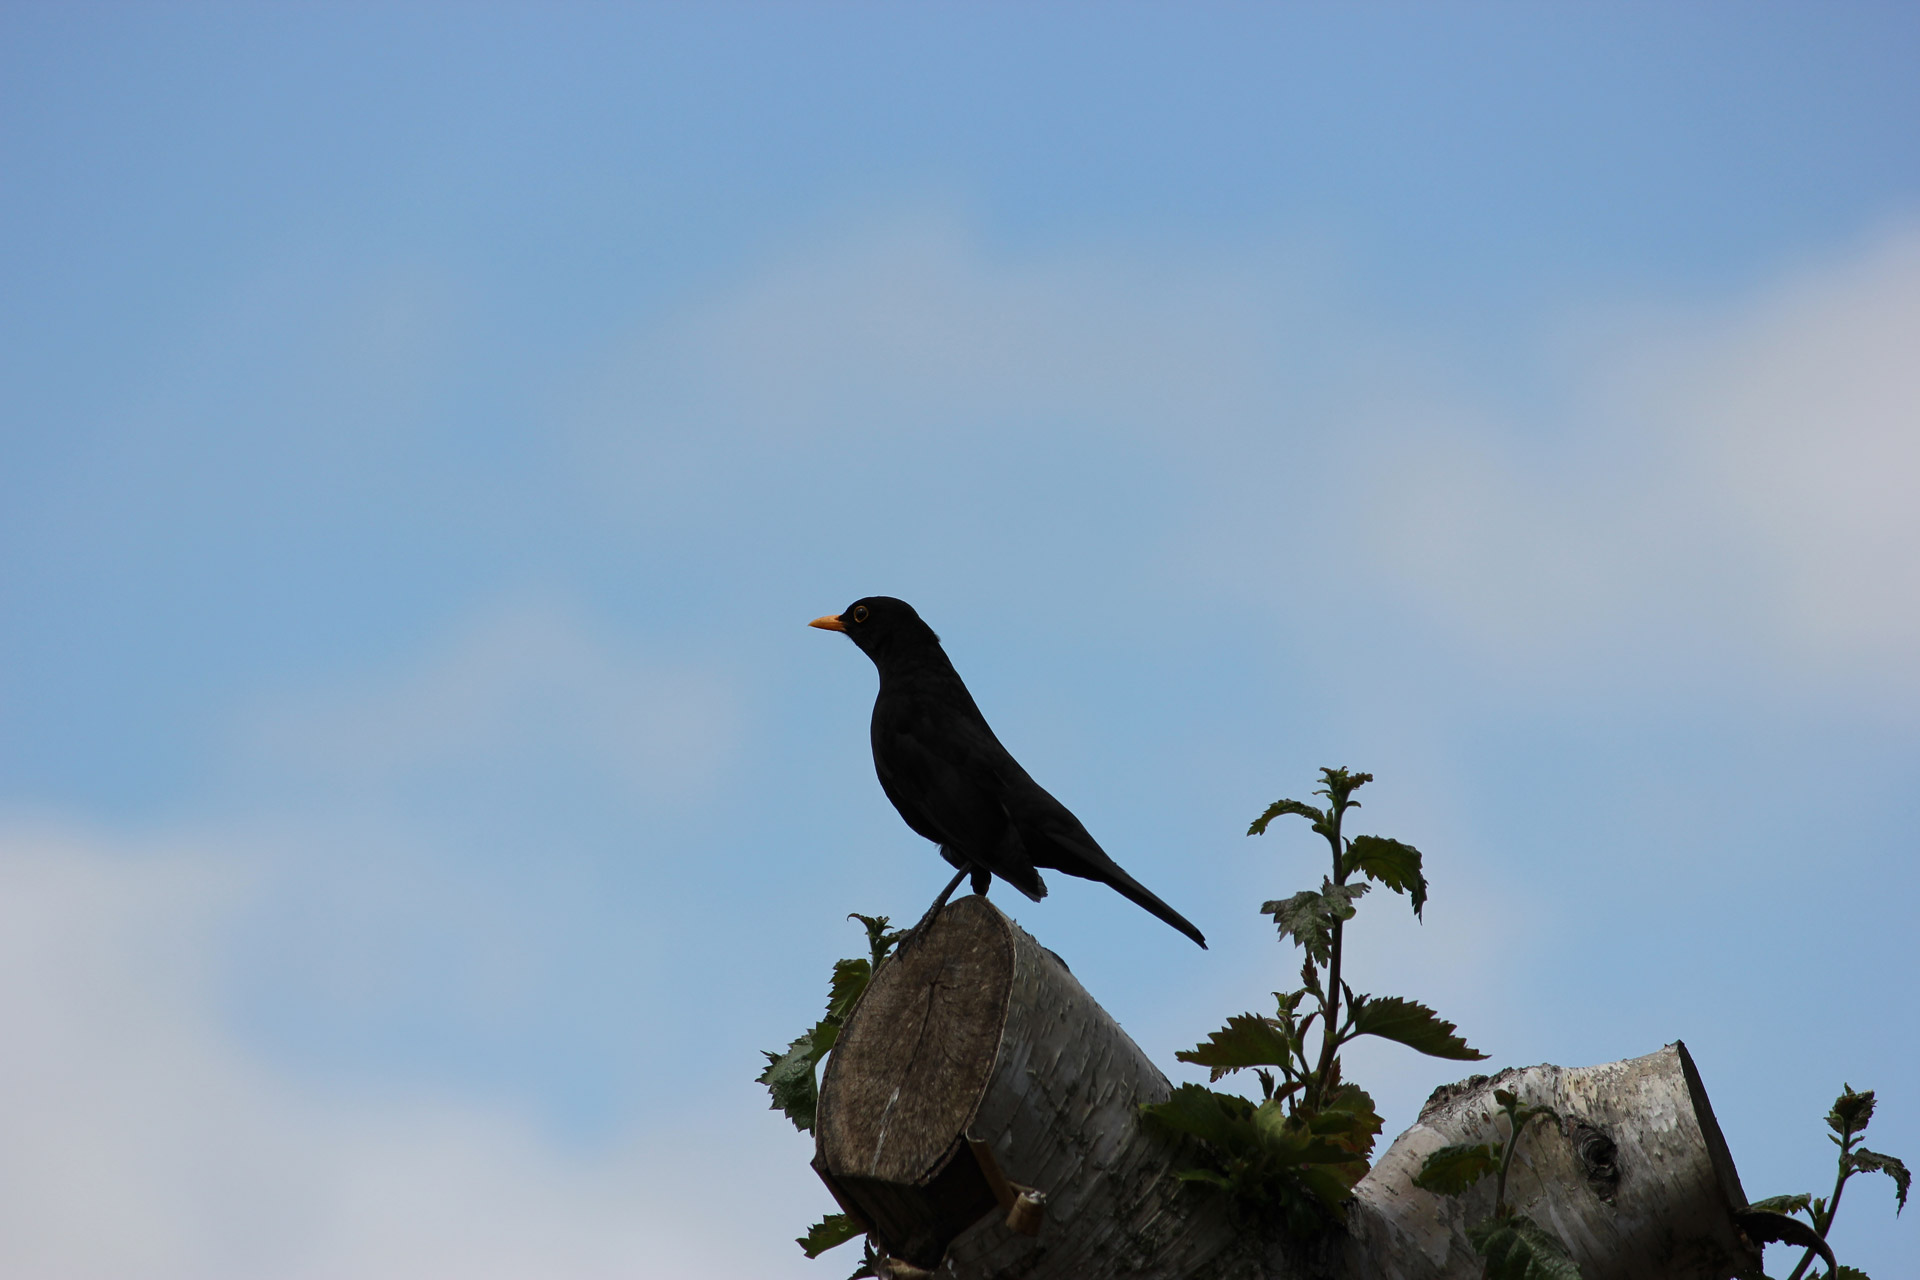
[235,596,740,807]
[1359,223,1920,686]
[575,207,1920,693]
[0,822,808,1280]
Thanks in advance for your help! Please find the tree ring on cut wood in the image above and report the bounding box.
[815,895,1016,1267]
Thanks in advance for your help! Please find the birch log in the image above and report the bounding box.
[813,896,1762,1280]
[1344,1045,1761,1279]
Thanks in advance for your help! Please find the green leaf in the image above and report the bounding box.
[1294,1160,1365,1216]
[1746,1192,1812,1218]
[1248,798,1326,837]
[1261,880,1369,964]
[1344,835,1428,918]
[1349,995,1487,1061]
[1140,1083,1257,1155]
[1313,1083,1386,1159]
[1262,891,1335,962]
[757,1030,825,1133]
[1246,1097,1360,1161]
[1298,954,1324,999]
[1468,1213,1584,1280]
[1829,1084,1876,1136]
[1414,1142,1500,1195]
[796,1213,863,1258]
[1323,879,1369,915]
[1175,1014,1299,1081]
[826,957,873,1024]
[847,912,904,970]
[1315,767,1373,808]
[1848,1148,1911,1213]
[1734,1210,1837,1276]
[1835,1267,1872,1280]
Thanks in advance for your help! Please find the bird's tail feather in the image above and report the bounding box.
[1044,844,1206,947]
[1101,868,1208,948]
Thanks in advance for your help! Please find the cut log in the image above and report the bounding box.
[813,895,1762,1280]
[814,893,1256,1276]
[1346,1045,1761,1279]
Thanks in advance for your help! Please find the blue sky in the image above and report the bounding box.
[3,5,1917,1276]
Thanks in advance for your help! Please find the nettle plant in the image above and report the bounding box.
[758,913,904,1276]
[1412,1087,1583,1279]
[1742,1085,1909,1280]
[1141,767,1487,1237]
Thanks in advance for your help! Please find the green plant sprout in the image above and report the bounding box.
[1741,1085,1908,1280]
[1412,1087,1583,1279]
[1141,767,1486,1237]
[758,913,904,1276]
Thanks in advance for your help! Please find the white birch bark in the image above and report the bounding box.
[814,897,1760,1280]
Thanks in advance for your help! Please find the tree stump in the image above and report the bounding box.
[813,896,1762,1280]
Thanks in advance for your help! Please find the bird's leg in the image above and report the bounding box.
[897,866,970,953]
[970,867,992,896]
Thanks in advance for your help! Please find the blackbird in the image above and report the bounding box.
[810,596,1206,948]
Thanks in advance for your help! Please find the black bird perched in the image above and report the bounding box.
[810,596,1206,948]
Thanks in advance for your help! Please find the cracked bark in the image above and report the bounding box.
[814,896,1761,1280]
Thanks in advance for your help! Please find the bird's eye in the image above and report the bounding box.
[852,605,869,622]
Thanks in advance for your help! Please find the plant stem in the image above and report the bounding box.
[1314,797,1347,1106]
[1784,1131,1854,1280]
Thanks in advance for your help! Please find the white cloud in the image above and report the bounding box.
[237,597,740,805]
[0,821,813,1280]
[575,207,1920,691]
[572,210,1360,494]
[1672,227,1920,664]
[1321,224,1920,684]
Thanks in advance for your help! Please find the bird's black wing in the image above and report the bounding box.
[870,694,1048,902]
[1003,778,1209,949]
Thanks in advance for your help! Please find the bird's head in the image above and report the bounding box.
[809,596,940,662]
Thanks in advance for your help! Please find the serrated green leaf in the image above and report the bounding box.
[1325,879,1369,915]
[1314,1083,1385,1159]
[1251,1096,1309,1154]
[1344,835,1428,918]
[1849,1148,1911,1213]
[1175,1014,1299,1081]
[1140,1083,1257,1155]
[1295,1159,1363,1216]
[1468,1213,1585,1280]
[1173,1167,1234,1187]
[796,1213,863,1259]
[1414,1142,1500,1194]
[757,1030,824,1132]
[1315,767,1373,808]
[826,957,873,1024]
[1349,995,1487,1061]
[1298,954,1324,998]
[1835,1266,1872,1280]
[1735,1210,1837,1275]
[1248,798,1326,837]
[1261,880,1369,964]
[1745,1193,1812,1218]
[847,912,904,971]
[1829,1084,1876,1136]
[1262,891,1334,963]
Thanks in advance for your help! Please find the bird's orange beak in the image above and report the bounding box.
[809,614,846,632]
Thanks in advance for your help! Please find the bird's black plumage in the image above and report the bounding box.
[811,596,1206,948]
